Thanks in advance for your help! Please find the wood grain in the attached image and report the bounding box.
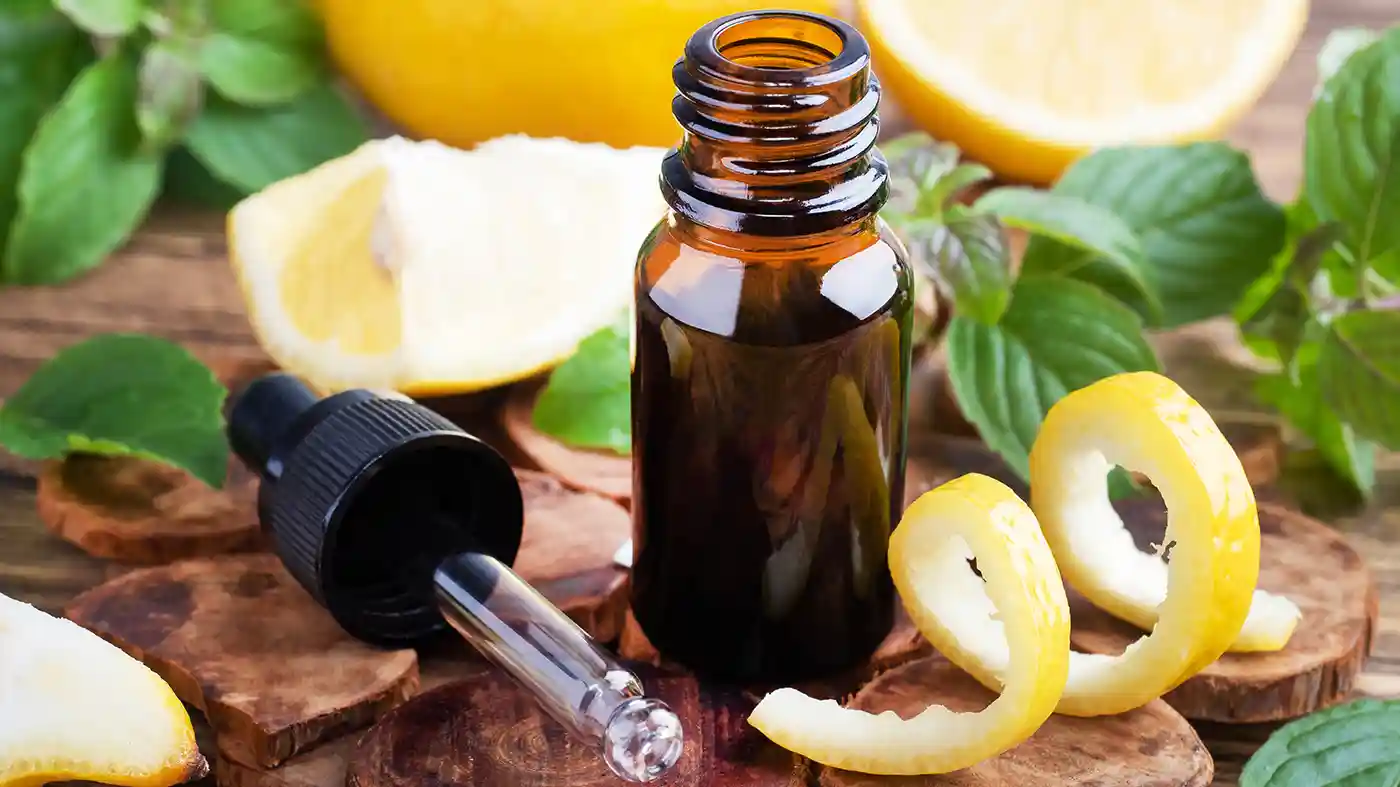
[63,554,420,769]
[346,663,806,787]
[35,455,264,563]
[502,383,631,504]
[820,658,1213,787]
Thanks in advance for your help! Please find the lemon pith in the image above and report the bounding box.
[1026,371,1263,716]
[0,594,205,787]
[748,474,1069,775]
[857,0,1308,184]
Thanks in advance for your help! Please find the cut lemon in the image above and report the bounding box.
[228,135,667,395]
[1028,371,1285,716]
[857,0,1308,184]
[748,474,1069,775]
[0,593,206,787]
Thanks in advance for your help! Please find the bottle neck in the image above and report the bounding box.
[661,11,889,238]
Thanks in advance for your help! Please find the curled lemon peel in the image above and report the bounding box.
[1027,371,1273,715]
[748,474,1070,775]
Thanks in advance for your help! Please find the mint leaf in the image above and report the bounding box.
[199,33,321,106]
[55,0,142,37]
[1257,341,1376,496]
[163,146,244,208]
[1240,699,1400,787]
[1317,308,1400,450]
[0,334,229,488]
[1317,28,1381,89]
[210,0,320,47]
[924,163,993,213]
[908,208,1011,325]
[185,84,367,193]
[980,186,1158,321]
[945,277,1159,481]
[532,321,630,455]
[1304,28,1400,267]
[0,1,92,281]
[1239,222,1345,369]
[4,54,164,285]
[1021,143,1285,328]
[137,39,203,150]
[882,133,962,214]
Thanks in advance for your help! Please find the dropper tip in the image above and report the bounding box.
[603,697,685,782]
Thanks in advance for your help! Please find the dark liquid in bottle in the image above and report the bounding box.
[630,234,911,683]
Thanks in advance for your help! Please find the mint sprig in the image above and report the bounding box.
[0,0,365,287]
[531,318,631,456]
[0,334,230,488]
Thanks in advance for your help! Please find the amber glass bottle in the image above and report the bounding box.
[629,10,914,684]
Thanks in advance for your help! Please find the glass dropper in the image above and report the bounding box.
[225,373,684,783]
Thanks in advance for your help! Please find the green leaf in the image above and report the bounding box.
[1317,27,1382,91]
[55,0,142,37]
[907,208,1012,325]
[532,321,630,455]
[882,132,962,215]
[184,84,367,193]
[0,1,92,281]
[163,145,246,208]
[0,334,230,488]
[1021,143,1285,327]
[136,38,203,150]
[198,32,322,106]
[4,54,164,285]
[945,276,1159,481]
[1239,222,1345,369]
[1256,341,1376,496]
[980,186,1159,321]
[924,163,993,213]
[209,0,321,47]
[1304,28,1400,267]
[1317,308,1400,450]
[1240,698,1400,787]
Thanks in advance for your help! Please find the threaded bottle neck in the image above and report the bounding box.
[662,11,889,237]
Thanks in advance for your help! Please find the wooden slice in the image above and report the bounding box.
[501,383,631,504]
[819,657,1213,786]
[64,553,420,769]
[513,469,630,642]
[36,454,264,564]
[30,354,279,563]
[346,663,806,787]
[1070,499,1378,723]
[216,647,493,787]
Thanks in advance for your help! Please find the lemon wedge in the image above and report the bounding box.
[857,0,1308,184]
[0,593,206,787]
[1028,371,1283,716]
[748,474,1069,775]
[228,135,667,395]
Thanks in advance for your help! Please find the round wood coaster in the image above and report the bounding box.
[346,664,805,787]
[36,454,264,564]
[501,383,631,504]
[819,658,1213,787]
[513,469,630,642]
[1070,499,1378,723]
[64,554,419,769]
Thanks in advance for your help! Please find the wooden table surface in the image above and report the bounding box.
[1,3,1397,785]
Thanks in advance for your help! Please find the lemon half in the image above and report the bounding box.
[0,594,205,787]
[858,0,1308,183]
[228,135,667,395]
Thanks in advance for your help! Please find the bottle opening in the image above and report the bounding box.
[713,13,845,71]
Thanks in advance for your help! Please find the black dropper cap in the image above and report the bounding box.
[226,373,524,647]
